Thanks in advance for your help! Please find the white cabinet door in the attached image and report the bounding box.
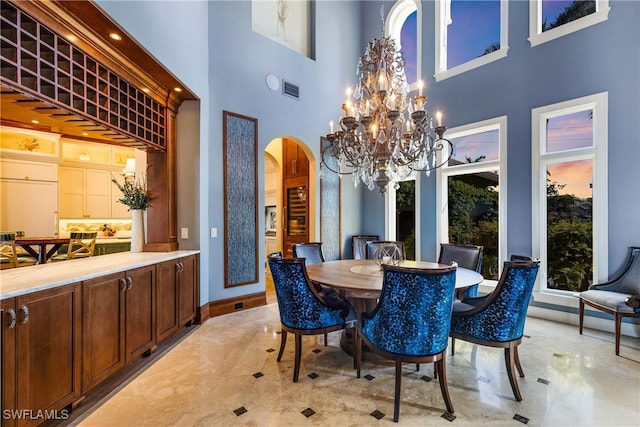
[85,169,111,218]
[1,179,58,236]
[59,167,112,218]
[59,167,85,218]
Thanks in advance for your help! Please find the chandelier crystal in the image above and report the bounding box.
[321,10,453,194]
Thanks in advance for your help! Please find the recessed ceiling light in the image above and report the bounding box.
[109,33,122,41]
[82,132,88,136]
[142,88,150,93]
[67,35,78,43]
[174,87,182,92]
[31,120,39,124]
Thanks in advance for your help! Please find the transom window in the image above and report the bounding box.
[387,1,420,88]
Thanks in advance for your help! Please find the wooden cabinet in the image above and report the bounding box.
[156,255,198,344]
[59,166,112,219]
[81,265,155,392]
[1,284,81,426]
[283,138,309,180]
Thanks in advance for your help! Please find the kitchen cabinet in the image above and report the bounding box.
[282,138,309,180]
[0,179,58,237]
[1,284,81,427]
[59,167,112,219]
[155,255,198,344]
[81,265,155,392]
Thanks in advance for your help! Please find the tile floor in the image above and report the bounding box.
[75,299,639,426]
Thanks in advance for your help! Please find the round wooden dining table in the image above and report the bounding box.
[306,259,483,299]
[306,259,484,360]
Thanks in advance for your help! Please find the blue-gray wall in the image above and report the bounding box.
[97,0,638,304]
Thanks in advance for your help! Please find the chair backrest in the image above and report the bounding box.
[267,255,348,330]
[461,260,540,342]
[510,254,534,262]
[291,242,325,266]
[601,246,640,295]
[366,240,405,260]
[65,232,97,259]
[352,235,379,260]
[361,264,457,356]
[438,243,483,272]
[0,232,19,268]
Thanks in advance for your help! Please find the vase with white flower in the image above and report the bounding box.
[111,173,149,252]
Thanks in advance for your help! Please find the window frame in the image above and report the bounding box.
[528,0,610,47]
[435,0,509,82]
[436,116,508,286]
[531,92,608,306]
[387,0,421,91]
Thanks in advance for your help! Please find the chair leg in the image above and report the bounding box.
[451,337,456,355]
[324,332,328,346]
[514,345,525,378]
[277,329,287,362]
[615,313,622,356]
[579,298,584,334]
[393,361,402,422]
[504,344,522,401]
[355,329,362,377]
[293,333,302,382]
[436,357,454,414]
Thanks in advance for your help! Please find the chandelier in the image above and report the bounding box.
[320,7,453,194]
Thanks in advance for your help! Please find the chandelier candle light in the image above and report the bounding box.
[321,5,453,193]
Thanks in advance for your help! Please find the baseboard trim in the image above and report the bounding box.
[209,292,267,317]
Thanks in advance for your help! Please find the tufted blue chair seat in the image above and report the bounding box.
[579,246,640,355]
[356,264,457,422]
[267,254,357,382]
[449,259,540,401]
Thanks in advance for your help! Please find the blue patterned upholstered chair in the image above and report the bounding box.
[267,254,357,382]
[438,243,484,300]
[292,242,338,345]
[449,259,540,401]
[579,247,640,355]
[352,234,379,260]
[355,264,457,422]
[365,240,405,260]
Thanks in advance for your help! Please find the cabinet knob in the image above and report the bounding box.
[126,276,133,290]
[6,308,17,329]
[120,278,127,292]
[19,305,29,324]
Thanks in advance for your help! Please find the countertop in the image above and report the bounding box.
[0,250,199,300]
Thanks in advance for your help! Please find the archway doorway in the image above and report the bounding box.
[264,137,316,302]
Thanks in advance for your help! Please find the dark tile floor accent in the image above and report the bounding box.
[478,376,491,383]
[301,408,315,418]
[537,378,550,385]
[252,372,264,378]
[312,348,321,354]
[233,407,247,416]
[364,374,375,381]
[441,411,456,422]
[421,375,433,382]
[370,410,385,420]
[308,372,319,379]
[266,348,276,353]
[514,413,530,424]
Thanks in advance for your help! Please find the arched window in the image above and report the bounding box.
[387,0,420,88]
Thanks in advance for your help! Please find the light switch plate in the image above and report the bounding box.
[181,227,188,239]
[210,227,217,238]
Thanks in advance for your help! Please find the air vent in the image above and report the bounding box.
[282,80,299,99]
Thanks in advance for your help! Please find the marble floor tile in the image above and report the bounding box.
[75,303,639,427]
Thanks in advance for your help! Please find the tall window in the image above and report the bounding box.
[387,1,420,88]
[532,93,608,301]
[529,0,610,47]
[438,117,506,281]
[435,0,509,81]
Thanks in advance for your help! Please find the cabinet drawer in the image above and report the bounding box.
[0,159,58,181]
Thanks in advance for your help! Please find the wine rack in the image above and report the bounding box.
[0,1,166,150]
